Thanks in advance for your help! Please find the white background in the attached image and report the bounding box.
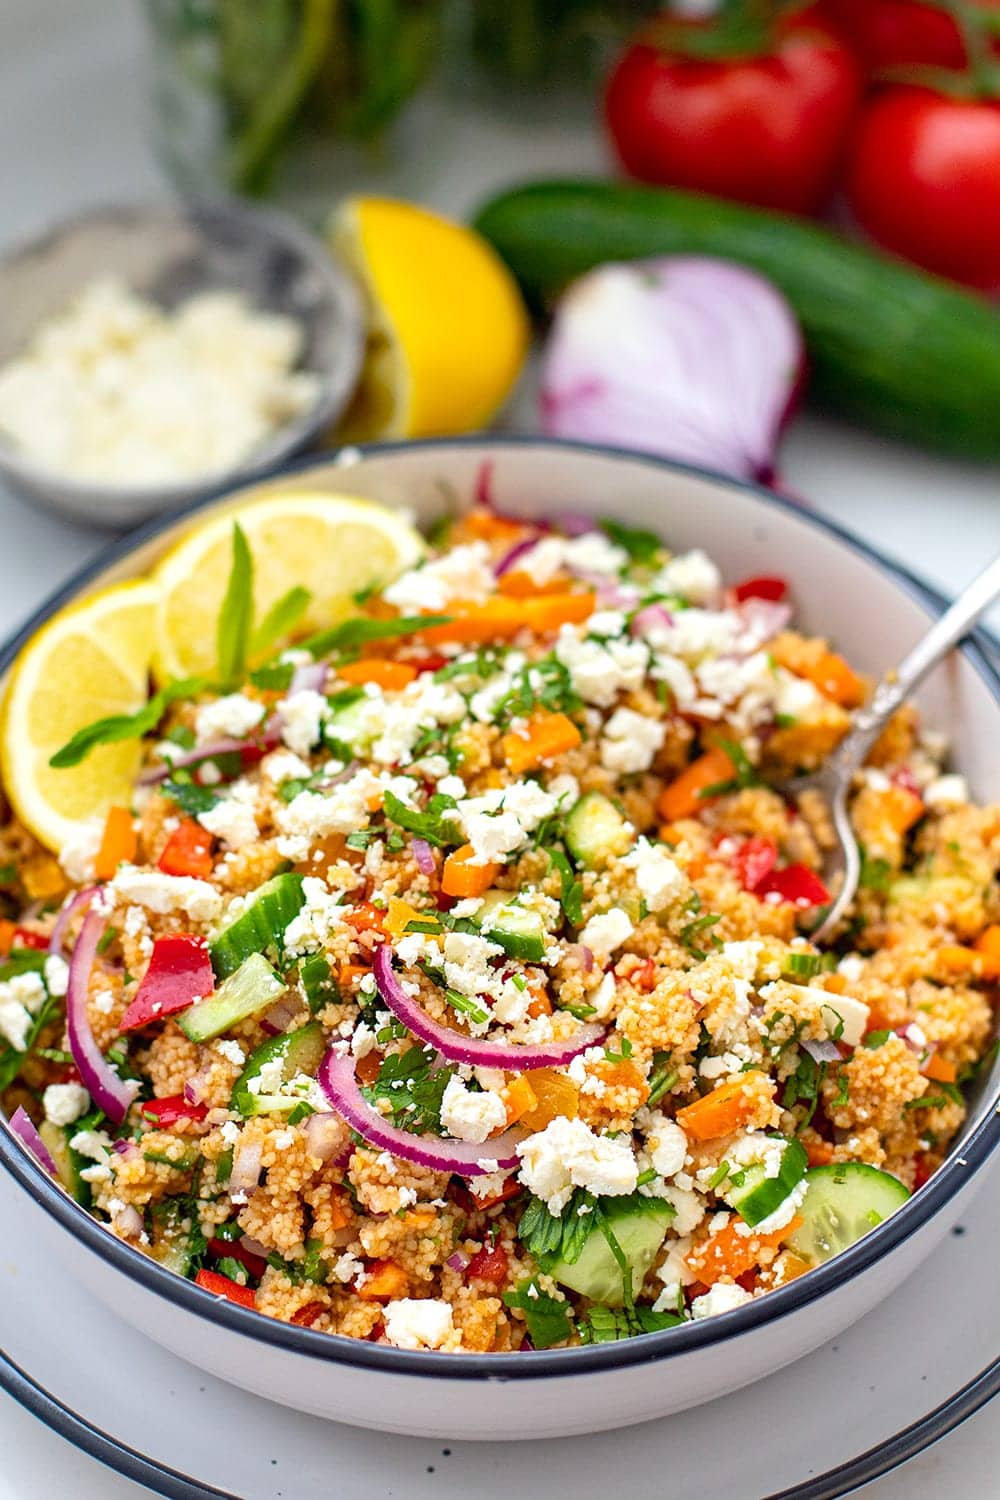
[0,1,997,1494]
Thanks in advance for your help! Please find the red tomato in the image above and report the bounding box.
[604,9,862,214]
[140,1094,208,1128]
[822,0,999,71]
[732,835,779,892]
[845,86,1000,289]
[733,575,788,603]
[466,1243,509,1288]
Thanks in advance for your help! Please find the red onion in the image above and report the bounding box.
[737,599,793,652]
[138,722,282,786]
[229,1137,263,1195]
[260,995,301,1036]
[373,945,604,1070]
[112,1137,139,1159]
[318,1048,525,1176]
[48,886,97,956]
[8,1106,57,1177]
[239,1232,271,1258]
[554,512,598,537]
[304,1110,350,1163]
[569,943,594,974]
[802,1037,841,1065]
[630,604,675,637]
[183,1064,213,1107]
[540,258,805,485]
[289,662,329,696]
[67,907,138,1125]
[113,1203,145,1239]
[410,838,436,876]
[474,459,496,510]
[494,536,537,577]
[447,1250,470,1272]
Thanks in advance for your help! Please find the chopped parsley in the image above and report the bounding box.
[578,1305,684,1343]
[859,849,893,893]
[162,778,221,817]
[600,519,661,566]
[502,1279,574,1349]
[361,1045,454,1134]
[382,790,460,848]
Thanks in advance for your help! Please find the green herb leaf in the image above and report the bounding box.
[49,677,204,769]
[545,845,584,926]
[361,1045,454,1134]
[250,586,312,658]
[698,737,764,799]
[217,523,254,688]
[503,1279,574,1349]
[518,1189,599,1271]
[162,779,220,817]
[382,790,460,848]
[601,519,661,566]
[302,614,450,661]
[250,661,295,692]
[578,1304,684,1344]
[859,850,893,893]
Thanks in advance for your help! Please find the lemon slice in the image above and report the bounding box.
[330,196,530,441]
[151,491,425,682]
[1,581,159,850]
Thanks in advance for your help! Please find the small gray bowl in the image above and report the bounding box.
[0,198,364,529]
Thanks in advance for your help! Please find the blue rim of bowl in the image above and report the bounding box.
[2,1341,996,1500]
[0,435,998,1386]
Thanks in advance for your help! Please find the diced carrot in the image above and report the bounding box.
[771,636,864,708]
[345,901,386,935]
[526,988,553,1020]
[418,592,596,646]
[502,710,582,776]
[922,1054,958,1085]
[327,1186,353,1231]
[497,570,573,598]
[687,1215,804,1287]
[442,844,499,898]
[95,806,137,881]
[522,592,596,633]
[503,1075,538,1127]
[804,1136,835,1167]
[880,785,925,835]
[973,925,1000,980]
[358,1259,409,1300]
[936,944,982,979]
[157,818,214,879]
[599,1057,647,1094]
[338,962,370,991]
[0,919,15,956]
[337,658,417,691]
[463,509,527,542]
[657,746,736,823]
[675,1075,763,1142]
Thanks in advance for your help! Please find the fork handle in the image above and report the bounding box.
[833,552,1000,775]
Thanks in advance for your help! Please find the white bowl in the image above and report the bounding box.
[2,438,998,1440]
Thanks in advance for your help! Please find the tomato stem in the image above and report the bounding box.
[640,0,809,63]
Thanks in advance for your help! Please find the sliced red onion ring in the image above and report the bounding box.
[411,838,436,876]
[67,906,138,1125]
[229,1137,263,1195]
[318,1048,525,1176]
[494,536,537,577]
[802,1037,841,1065]
[49,886,97,956]
[290,662,329,697]
[8,1106,57,1177]
[373,944,604,1070]
[138,722,282,786]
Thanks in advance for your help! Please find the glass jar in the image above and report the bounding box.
[144,0,445,215]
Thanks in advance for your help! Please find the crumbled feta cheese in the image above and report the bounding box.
[440,1075,507,1144]
[70,1127,113,1184]
[43,954,70,998]
[261,749,313,786]
[43,1082,90,1126]
[645,1117,688,1179]
[220,1120,241,1147]
[198,796,258,851]
[516,1116,638,1213]
[0,970,48,1050]
[106,867,222,922]
[333,1252,364,1285]
[58,819,103,884]
[563,532,628,576]
[195,693,265,746]
[652,1282,682,1315]
[924,774,968,811]
[283,876,346,956]
[278,689,328,756]
[837,954,865,983]
[589,971,617,1021]
[654,549,721,605]
[384,542,493,613]
[691,1282,754,1320]
[622,838,685,912]
[215,1039,246,1066]
[351,1022,378,1059]
[555,628,649,708]
[579,907,633,957]
[442,930,504,1000]
[659,1184,706,1237]
[383,1298,457,1351]
[600,706,666,774]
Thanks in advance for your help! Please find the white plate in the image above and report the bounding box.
[2,1153,998,1500]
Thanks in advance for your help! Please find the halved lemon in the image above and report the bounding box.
[151,491,425,682]
[330,196,530,441]
[1,580,159,850]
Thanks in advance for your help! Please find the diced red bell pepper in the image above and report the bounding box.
[466,1243,509,1289]
[208,1237,268,1280]
[731,835,778,893]
[12,927,50,951]
[194,1268,257,1309]
[345,901,386,935]
[757,864,831,908]
[409,653,450,674]
[158,819,215,879]
[119,934,215,1032]
[291,1301,328,1328]
[141,1094,208,1128]
[733,575,788,603]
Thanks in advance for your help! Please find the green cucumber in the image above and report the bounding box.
[230,1021,326,1117]
[149,1198,203,1277]
[551,1196,674,1307]
[210,872,305,979]
[178,953,286,1043]
[724,1136,808,1228]
[38,1120,91,1207]
[476,891,547,962]
[474,180,1000,459]
[787,1163,910,1266]
[564,792,633,869]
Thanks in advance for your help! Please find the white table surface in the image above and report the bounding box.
[0,1,997,1494]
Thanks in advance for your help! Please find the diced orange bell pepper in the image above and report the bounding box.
[418,592,596,646]
[503,1075,538,1126]
[771,636,864,708]
[497,570,573,598]
[158,818,214,879]
[442,844,499,898]
[973,925,1000,980]
[95,806,137,881]
[0,919,16,957]
[337,659,418,692]
[804,1136,835,1167]
[687,1216,804,1287]
[518,1068,580,1131]
[922,1054,958,1084]
[382,897,424,941]
[463,509,527,543]
[675,1075,764,1142]
[657,746,735,822]
[358,1259,409,1300]
[502,710,582,775]
[881,785,925,835]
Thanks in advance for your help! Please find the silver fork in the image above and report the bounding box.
[783,553,1000,943]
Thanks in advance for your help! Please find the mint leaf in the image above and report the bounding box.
[301,614,450,660]
[503,1279,574,1349]
[250,586,312,658]
[49,677,204,769]
[382,790,460,848]
[216,523,254,688]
